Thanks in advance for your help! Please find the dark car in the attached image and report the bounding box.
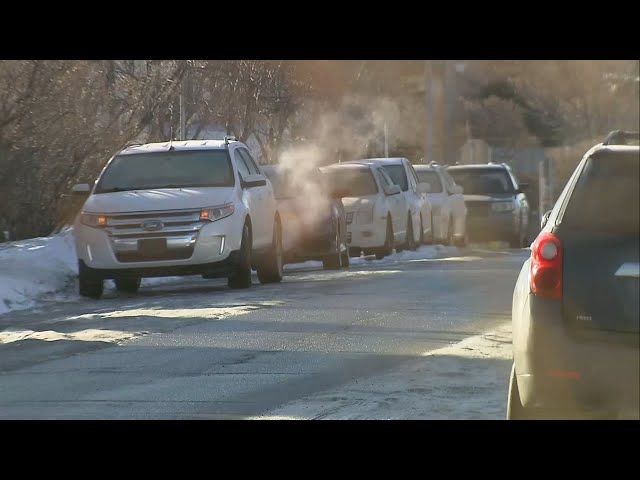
[446,163,530,247]
[262,165,349,270]
[508,130,639,420]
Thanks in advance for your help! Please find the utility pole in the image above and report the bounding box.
[384,121,389,157]
[424,60,433,164]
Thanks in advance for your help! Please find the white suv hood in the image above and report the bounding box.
[82,187,235,214]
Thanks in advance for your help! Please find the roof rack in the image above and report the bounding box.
[224,135,237,146]
[603,130,639,146]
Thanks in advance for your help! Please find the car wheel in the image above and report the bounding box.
[257,220,284,284]
[323,223,343,270]
[78,261,103,299]
[424,214,434,245]
[507,363,527,420]
[376,215,394,259]
[115,277,141,293]
[446,217,454,246]
[228,223,252,289]
[405,214,416,251]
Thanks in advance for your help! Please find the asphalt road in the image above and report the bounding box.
[0,247,529,419]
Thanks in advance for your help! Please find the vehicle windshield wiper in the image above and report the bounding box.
[96,187,136,193]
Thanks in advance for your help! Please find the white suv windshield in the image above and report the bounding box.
[95,150,234,193]
[447,169,515,195]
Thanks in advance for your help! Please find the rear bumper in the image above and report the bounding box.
[467,213,516,240]
[80,250,242,280]
[513,293,640,417]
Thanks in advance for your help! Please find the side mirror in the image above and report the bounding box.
[241,175,267,189]
[418,182,431,194]
[384,184,401,196]
[540,210,552,229]
[451,185,464,195]
[72,184,91,195]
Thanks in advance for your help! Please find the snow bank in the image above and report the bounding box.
[0,228,78,315]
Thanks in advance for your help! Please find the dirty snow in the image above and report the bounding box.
[251,323,513,420]
[0,328,144,345]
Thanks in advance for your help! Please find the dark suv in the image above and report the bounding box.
[447,163,530,247]
[508,130,639,420]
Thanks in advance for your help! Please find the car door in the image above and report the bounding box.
[235,147,272,249]
[405,161,429,240]
[442,169,467,239]
[505,166,529,235]
[420,169,448,240]
[376,166,406,243]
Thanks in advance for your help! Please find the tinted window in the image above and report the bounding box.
[447,168,515,194]
[238,148,261,175]
[324,168,378,196]
[234,151,252,178]
[95,150,234,193]
[383,165,408,191]
[562,152,639,234]
[416,170,443,193]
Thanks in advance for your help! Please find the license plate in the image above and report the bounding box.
[138,238,167,254]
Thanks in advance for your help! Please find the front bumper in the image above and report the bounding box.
[466,212,516,241]
[346,219,386,249]
[80,251,242,279]
[74,214,244,270]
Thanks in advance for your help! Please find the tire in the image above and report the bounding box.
[405,215,417,251]
[424,214,434,245]
[446,218,454,246]
[323,223,343,270]
[376,216,394,260]
[257,220,284,284]
[507,363,526,420]
[115,277,140,293]
[228,223,252,289]
[454,221,469,247]
[78,261,103,299]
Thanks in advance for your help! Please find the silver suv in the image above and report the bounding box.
[446,163,530,247]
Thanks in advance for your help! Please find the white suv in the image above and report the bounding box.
[71,138,284,299]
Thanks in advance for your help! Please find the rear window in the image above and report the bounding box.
[562,152,639,234]
[323,168,378,196]
[416,171,443,193]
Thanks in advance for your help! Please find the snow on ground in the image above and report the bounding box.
[0,228,78,315]
[1,229,469,317]
[250,322,513,420]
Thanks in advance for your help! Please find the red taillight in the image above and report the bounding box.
[530,232,563,299]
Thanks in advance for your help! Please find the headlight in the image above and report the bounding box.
[80,213,108,228]
[356,206,374,224]
[200,203,235,222]
[491,202,515,213]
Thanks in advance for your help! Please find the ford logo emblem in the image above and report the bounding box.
[141,220,164,231]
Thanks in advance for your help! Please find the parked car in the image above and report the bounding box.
[71,137,284,298]
[508,130,639,420]
[446,163,530,247]
[414,163,468,246]
[261,164,349,270]
[348,158,433,248]
[320,163,407,259]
